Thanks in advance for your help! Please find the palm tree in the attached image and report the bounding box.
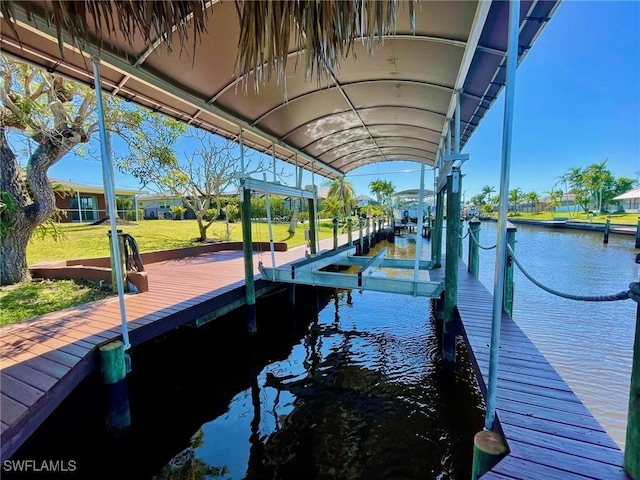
[369,179,395,206]
[525,192,540,214]
[481,185,496,205]
[508,188,523,215]
[327,178,356,223]
[545,189,563,217]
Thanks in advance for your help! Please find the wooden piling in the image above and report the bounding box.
[332,217,338,250]
[358,218,364,255]
[503,222,517,317]
[624,287,640,479]
[432,190,444,268]
[107,230,127,293]
[443,170,461,373]
[347,217,353,245]
[241,186,257,334]
[459,217,465,258]
[604,216,610,244]
[468,217,481,277]
[99,341,131,431]
[635,218,640,249]
[307,198,317,255]
[471,430,508,480]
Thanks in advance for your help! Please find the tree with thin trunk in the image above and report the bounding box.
[481,185,496,205]
[545,189,563,217]
[525,191,540,213]
[327,178,356,223]
[118,131,266,242]
[0,57,184,285]
[508,188,523,215]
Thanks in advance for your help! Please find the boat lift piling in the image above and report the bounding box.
[442,168,462,373]
[468,217,481,277]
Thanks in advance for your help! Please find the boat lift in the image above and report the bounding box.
[259,244,444,298]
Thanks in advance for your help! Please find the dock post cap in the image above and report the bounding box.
[471,430,508,480]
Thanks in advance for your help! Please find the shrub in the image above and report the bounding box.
[169,205,187,220]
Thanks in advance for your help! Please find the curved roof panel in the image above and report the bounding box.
[0,0,560,180]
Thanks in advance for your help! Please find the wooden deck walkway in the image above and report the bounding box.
[0,236,345,461]
[431,260,630,480]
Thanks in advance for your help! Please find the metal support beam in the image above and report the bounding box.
[414,162,427,293]
[92,57,130,351]
[485,0,520,433]
[263,174,276,269]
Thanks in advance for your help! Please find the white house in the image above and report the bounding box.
[613,187,640,213]
[137,191,186,219]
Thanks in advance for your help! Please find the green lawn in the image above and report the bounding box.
[0,279,114,326]
[490,211,639,225]
[27,219,336,265]
[0,218,337,326]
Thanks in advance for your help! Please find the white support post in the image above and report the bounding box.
[263,173,276,269]
[272,144,277,182]
[486,0,520,432]
[413,162,426,292]
[92,57,130,351]
[446,122,452,155]
[455,91,461,154]
[239,128,245,174]
[76,191,83,222]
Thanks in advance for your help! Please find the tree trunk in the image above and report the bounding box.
[1,225,33,285]
[1,128,40,284]
[288,198,299,235]
[1,127,83,285]
[197,217,207,242]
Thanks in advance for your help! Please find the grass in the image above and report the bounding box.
[489,211,639,224]
[1,218,337,326]
[27,219,336,265]
[0,279,114,326]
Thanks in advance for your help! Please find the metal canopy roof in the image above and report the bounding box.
[0,1,560,181]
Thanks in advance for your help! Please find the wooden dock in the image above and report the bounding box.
[0,237,343,461]
[431,260,630,479]
[0,239,631,479]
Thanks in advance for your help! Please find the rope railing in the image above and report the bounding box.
[468,226,497,250]
[507,244,637,302]
[460,230,470,240]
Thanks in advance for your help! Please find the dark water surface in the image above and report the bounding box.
[10,237,485,480]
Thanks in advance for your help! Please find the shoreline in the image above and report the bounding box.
[479,216,637,236]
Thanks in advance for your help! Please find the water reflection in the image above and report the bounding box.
[151,271,483,480]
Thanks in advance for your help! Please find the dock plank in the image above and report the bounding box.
[0,373,45,407]
[0,238,341,461]
[431,259,629,479]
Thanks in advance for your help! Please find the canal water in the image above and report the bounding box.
[461,220,638,450]
[9,246,484,480]
[8,223,637,478]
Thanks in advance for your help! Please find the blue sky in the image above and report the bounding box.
[48,0,639,201]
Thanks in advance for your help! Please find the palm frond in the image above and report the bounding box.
[234,0,415,92]
[1,1,210,56]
